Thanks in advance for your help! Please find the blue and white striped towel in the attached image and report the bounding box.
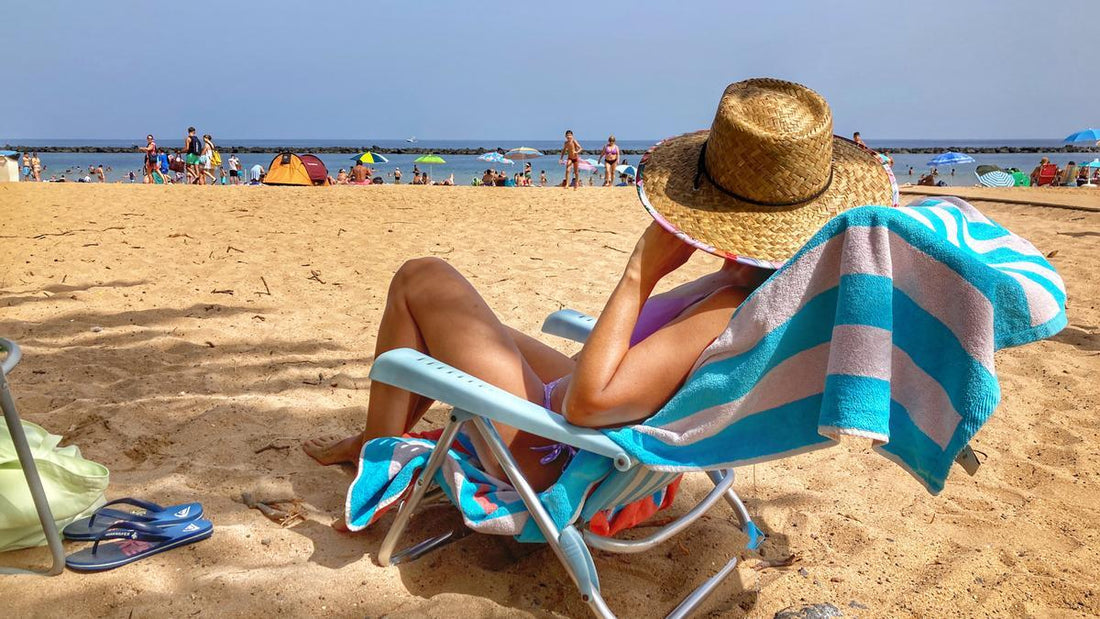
[606,197,1066,493]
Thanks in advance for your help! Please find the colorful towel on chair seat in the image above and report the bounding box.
[606,197,1066,493]
[344,430,672,542]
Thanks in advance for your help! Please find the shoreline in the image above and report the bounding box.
[5,143,1099,156]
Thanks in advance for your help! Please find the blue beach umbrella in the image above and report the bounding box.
[1064,129,1100,144]
[616,164,637,177]
[478,152,514,165]
[927,152,975,167]
[1082,159,1100,168]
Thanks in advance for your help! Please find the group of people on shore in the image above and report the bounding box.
[140,128,256,185]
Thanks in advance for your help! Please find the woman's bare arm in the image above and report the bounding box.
[564,223,743,427]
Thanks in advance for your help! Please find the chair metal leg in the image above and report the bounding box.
[470,416,613,619]
[376,414,465,567]
[0,369,66,576]
[707,469,765,551]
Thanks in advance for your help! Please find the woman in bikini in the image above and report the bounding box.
[303,222,757,494]
[599,135,620,187]
[303,78,896,521]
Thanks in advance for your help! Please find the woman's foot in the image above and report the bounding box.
[302,433,364,465]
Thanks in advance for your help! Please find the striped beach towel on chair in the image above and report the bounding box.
[606,197,1066,493]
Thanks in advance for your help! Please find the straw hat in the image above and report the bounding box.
[638,78,898,267]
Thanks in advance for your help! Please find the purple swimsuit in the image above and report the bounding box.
[532,275,749,468]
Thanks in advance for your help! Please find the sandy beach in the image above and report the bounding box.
[1,183,1098,617]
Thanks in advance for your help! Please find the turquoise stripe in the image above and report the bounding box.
[998,266,1066,308]
[609,394,835,470]
[650,287,841,425]
[818,374,892,438]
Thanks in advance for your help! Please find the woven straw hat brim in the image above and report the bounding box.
[639,130,897,264]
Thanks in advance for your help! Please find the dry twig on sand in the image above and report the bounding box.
[241,492,305,528]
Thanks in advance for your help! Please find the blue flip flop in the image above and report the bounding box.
[65,519,213,572]
[63,498,204,541]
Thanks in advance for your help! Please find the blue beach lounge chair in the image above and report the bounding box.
[352,197,1065,618]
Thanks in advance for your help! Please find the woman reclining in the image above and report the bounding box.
[303,78,898,503]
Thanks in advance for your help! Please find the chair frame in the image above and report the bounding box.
[0,338,66,576]
[368,310,764,619]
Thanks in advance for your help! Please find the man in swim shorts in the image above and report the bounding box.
[559,130,582,191]
[183,127,202,184]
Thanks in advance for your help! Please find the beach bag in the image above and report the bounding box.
[211,150,222,167]
[0,420,108,552]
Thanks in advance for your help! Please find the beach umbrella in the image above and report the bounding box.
[504,147,543,161]
[561,158,597,172]
[1064,128,1100,144]
[927,152,975,167]
[350,152,389,165]
[413,153,446,178]
[975,165,1014,188]
[583,158,600,167]
[478,152,514,165]
[1082,159,1100,168]
[616,164,637,177]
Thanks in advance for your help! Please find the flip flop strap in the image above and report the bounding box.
[91,521,170,554]
[88,498,165,527]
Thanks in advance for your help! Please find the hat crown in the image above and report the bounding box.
[705,79,834,205]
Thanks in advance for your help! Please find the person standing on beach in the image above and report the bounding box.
[184,127,202,184]
[393,167,402,184]
[853,131,866,148]
[141,134,158,183]
[201,135,217,185]
[228,154,241,185]
[598,135,620,186]
[539,170,547,186]
[21,152,32,180]
[31,153,42,182]
[559,130,582,190]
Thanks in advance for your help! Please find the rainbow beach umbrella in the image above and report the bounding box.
[350,152,389,164]
[504,147,543,161]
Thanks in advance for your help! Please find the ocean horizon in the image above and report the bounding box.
[6,137,1095,187]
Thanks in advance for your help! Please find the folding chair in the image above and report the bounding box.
[368,310,764,619]
[0,338,66,576]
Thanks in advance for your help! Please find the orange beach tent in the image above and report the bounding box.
[263,152,329,186]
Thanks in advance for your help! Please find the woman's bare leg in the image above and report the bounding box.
[303,258,566,489]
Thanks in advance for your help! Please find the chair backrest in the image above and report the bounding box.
[1035,163,1057,185]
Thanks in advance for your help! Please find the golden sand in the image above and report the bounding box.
[1,183,1097,617]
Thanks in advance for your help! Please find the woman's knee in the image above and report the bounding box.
[390,257,458,297]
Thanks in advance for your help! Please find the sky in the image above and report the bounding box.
[3,1,1095,142]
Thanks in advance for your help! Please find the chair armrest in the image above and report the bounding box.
[540,309,596,344]
[369,348,634,471]
[0,339,21,376]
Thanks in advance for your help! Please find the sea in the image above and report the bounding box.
[3,138,1095,187]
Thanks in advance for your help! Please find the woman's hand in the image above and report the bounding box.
[628,222,696,288]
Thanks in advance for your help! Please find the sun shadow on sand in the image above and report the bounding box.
[1051,326,1100,352]
[0,279,149,309]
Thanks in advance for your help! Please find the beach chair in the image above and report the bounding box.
[0,339,66,576]
[1033,163,1058,186]
[369,310,764,619]
[357,198,1064,619]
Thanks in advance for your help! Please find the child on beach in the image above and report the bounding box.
[560,130,582,191]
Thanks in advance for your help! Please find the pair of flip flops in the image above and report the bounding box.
[63,498,213,571]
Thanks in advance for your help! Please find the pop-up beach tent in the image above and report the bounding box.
[0,151,20,182]
[263,152,329,186]
[297,154,330,185]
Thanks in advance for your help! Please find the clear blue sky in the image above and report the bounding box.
[4,1,1094,142]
